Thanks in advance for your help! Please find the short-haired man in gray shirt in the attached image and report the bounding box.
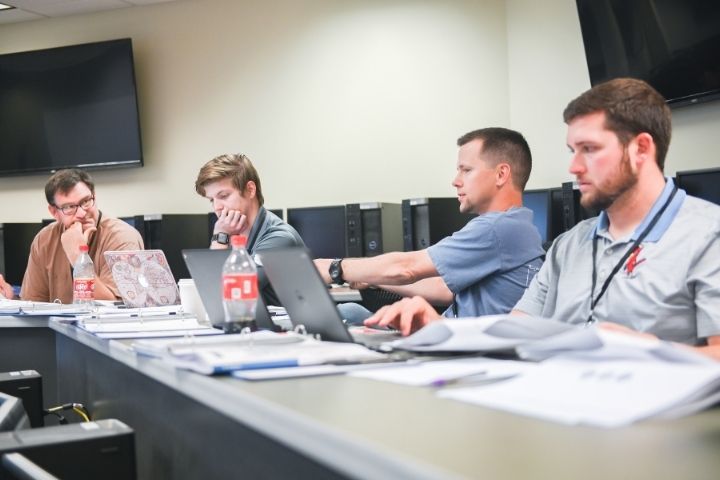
[367,78,720,361]
[315,128,545,330]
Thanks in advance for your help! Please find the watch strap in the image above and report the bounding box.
[329,258,345,284]
[211,232,230,245]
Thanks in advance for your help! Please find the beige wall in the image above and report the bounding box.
[0,0,508,222]
[0,0,719,223]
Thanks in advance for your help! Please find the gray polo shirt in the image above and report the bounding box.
[515,179,720,345]
[247,207,305,306]
[428,207,545,318]
[247,207,305,254]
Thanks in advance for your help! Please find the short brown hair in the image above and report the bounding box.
[563,78,672,171]
[195,154,264,206]
[457,127,532,190]
[44,169,95,205]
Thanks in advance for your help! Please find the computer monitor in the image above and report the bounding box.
[676,168,720,206]
[522,189,551,244]
[286,206,346,259]
[0,392,30,433]
[0,223,44,285]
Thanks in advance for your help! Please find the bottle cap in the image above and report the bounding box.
[230,235,247,247]
[78,245,89,252]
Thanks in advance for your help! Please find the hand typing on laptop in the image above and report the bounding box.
[364,296,443,337]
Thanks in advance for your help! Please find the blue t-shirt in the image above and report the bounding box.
[427,207,544,317]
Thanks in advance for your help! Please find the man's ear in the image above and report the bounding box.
[633,132,655,169]
[495,163,512,187]
[48,204,61,222]
[244,181,257,199]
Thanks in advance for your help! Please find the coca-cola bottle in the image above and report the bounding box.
[73,245,95,305]
[221,235,258,333]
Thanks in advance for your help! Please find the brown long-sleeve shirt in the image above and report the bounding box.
[20,215,143,303]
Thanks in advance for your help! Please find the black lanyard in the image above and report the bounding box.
[587,184,678,325]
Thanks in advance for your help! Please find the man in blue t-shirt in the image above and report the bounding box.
[315,128,545,330]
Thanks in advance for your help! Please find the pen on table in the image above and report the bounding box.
[430,371,518,388]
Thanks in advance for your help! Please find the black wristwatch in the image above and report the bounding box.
[329,258,345,285]
[211,232,230,245]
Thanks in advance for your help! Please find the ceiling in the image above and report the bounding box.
[0,0,181,25]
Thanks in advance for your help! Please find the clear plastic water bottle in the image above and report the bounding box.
[222,235,258,333]
[73,245,95,305]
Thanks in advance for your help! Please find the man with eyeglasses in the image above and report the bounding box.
[20,169,143,303]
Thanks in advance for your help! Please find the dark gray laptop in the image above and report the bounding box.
[181,249,277,331]
[258,247,400,346]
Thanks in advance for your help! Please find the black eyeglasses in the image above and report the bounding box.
[55,196,95,215]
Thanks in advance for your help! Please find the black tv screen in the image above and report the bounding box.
[576,0,720,107]
[0,38,143,176]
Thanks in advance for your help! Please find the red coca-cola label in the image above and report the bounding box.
[222,273,258,301]
[73,278,95,300]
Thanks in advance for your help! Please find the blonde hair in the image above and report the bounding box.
[195,154,264,205]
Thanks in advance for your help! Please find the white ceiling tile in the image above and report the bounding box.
[17,0,130,17]
[125,0,179,5]
[0,0,182,24]
[0,8,44,25]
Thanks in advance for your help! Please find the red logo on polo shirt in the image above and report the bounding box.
[625,245,646,275]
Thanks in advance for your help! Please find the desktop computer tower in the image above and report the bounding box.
[345,203,402,257]
[0,371,43,428]
[548,183,598,241]
[0,419,136,479]
[140,214,211,281]
[0,223,44,285]
[401,198,475,251]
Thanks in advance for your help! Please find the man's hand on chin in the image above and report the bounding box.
[61,222,93,264]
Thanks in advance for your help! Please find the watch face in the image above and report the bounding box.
[329,259,342,283]
[214,233,230,244]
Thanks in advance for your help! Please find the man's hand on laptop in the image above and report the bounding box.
[364,296,442,336]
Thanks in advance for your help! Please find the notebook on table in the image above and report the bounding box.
[181,249,276,331]
[257,247,401,348]
[104,250,180,308]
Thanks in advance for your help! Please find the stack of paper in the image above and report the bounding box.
[438,357,720,427]
[133,331,386,375]
[0,299,92,316]
[77,313,221,339]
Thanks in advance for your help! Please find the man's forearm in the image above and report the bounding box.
[380,277,453,305]
[93,277,119,301]
[342,250,437,286]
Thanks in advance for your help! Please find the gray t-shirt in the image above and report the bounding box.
[428,207,545,318]
[247,207,305,306]
[515,180,720,345]
[247,207,305,254]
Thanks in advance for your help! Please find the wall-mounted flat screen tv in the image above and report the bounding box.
[0,38,143,176]
[575,0,720,107]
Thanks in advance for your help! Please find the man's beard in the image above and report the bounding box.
[580,150,638,211]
